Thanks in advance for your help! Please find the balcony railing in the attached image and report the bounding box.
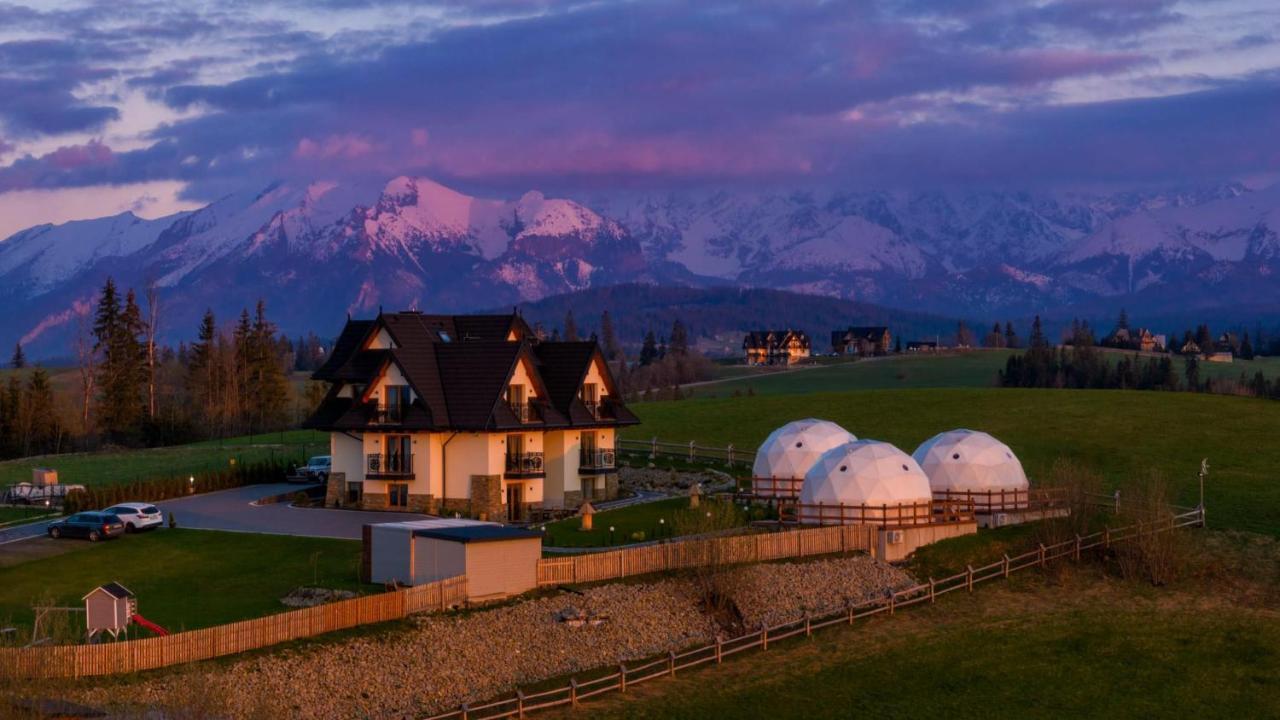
[509,401,540,424]
[579,448,616,473]
[583,400,601,419]
[366,453,414,479]
[505,452,545,477]
[369,403,406,424]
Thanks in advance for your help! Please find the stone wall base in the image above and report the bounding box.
[439,498,471,517]
[561,490,583,509]
[325,472,345,508]
[471,475,503,521]
[407,494,435,514]
[363,492,389,511]
[604,473,619,501]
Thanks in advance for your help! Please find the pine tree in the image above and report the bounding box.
[188,309,218,428]
[1029,315,1047,349]
[669,320,689,356]
[1004,321,1019,349]
[639,331,658,366]
[247,300,289,432]
[894,336,902,353]
[233,309,253,430]
[1240,332,1255,360]
[600,311,621,361]
[657,334,668,360]
[563,310,579,342]
[0,376,20,458]
[93,279,146,440]
[19,367,57,455]
[10,343,24,369]
[1117,308,1129,331]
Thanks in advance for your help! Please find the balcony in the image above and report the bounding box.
[505,452,545,478]
[579,448,616,474]
[369,403,406,425]
[509,401,540,424]
[366,453,414,479]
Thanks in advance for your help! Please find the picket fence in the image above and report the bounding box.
[537,523,878,586]
[0,576,467,679]
[428,507,1205,720]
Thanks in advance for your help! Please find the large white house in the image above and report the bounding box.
[305,312,638,521]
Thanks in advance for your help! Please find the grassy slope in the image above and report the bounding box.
[541,497,748,547]
[699,350,1280,397]
[625,388,1280,535]
[0,529,363,635]
[0,430,329,488]
[549,578,1280,719]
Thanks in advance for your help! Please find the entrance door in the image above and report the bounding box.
[506,483,522,522]
[386,435,411,474]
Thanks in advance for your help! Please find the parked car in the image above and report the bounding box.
[102,503,164,532]
[47,512,125,542]
[295,455,332,483]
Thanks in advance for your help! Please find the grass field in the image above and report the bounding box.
[541,497,750,547]
[625,388,1280,535]
[0,529,364,637]
[0,430,329,489]
[699,349,1280,397]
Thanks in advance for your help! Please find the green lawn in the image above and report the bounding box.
[0,506,58,526]
[551,580,1280,719]
[0,434,328,489]
[541,497,750,547]
[625,388,1280,535]
[0,529,364,638]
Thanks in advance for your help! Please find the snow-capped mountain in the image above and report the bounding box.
[1,176,1277,354]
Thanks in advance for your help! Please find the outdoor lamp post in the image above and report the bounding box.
[659,517,665,539]
[609,525,616,545]
[188,475,195,494]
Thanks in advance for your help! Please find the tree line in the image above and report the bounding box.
[0,278,308,461]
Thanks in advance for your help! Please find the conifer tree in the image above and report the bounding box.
[188,309,218,428]
[669,319,689,356]
[93,279,146,439]
[10,343,24,369]
[563,310,579,342]
[639,331,658,366]
[248,300,289,432]
[20,367,57,455]
[600,311,621,361]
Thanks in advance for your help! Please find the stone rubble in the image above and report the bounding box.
[73,556,913,720]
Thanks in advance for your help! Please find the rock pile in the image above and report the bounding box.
[726,556,918,630]
[279,587,358,608]
[619,466,734,494]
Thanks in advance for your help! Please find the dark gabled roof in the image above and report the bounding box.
[313,320,374,380]
[84,581,134,600]
[744,330,809,350]
[836,326,889,340]
[306,312,634,432]
[411,525,542,543]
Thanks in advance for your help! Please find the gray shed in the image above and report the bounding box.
[366,519,542,600]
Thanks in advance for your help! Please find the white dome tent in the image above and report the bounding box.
[913,430,1029,510]
[798,440,933,525]
[751,419,857,498]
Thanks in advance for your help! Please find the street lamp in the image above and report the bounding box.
[609,525,616,545]
[658,517,665,539]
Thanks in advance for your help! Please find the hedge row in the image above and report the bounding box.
[61,457,299,514]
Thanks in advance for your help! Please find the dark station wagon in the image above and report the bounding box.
[47,512,126,542]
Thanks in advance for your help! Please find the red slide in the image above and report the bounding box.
[131,614,169,636]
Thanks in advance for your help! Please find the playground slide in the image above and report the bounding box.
[131,614,169,636]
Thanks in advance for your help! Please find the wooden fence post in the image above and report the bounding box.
[966,565,974,592]
[688,440,696,462]
[715,638,723,663]
[669,649,677,677]
[460,703,469,720]
[762,627,769,650]
[929,577,936,603]
[1002,554,1010,579]
[727,443,734,467]
[805,615,812,636]
[1038,544,1047,567]
[619,664,627,692]
[570,678,579,707]
[517,689,526,719]
[1074,534,1082,561]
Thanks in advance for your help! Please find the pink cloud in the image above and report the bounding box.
[45,140,114,170]
[410,128,429,148]
[293,133,376,160]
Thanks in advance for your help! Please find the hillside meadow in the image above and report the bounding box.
[625,388,1280,535]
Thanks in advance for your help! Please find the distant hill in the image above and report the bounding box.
[503,283,962,356]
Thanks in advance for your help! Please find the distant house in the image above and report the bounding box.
[905,340,938,353]
[832,326,892,356]
[743,330,811,365]
[1179,339,1202,356]
[1209,333,1235,363]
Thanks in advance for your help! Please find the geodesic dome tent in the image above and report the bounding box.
[751,419,857,497]
[798,440,933,525]
[912,430,1029,509]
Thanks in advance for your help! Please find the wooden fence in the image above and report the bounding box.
[537,523,878,586]
[618,438,754,468]
[0,576,467,679]
[932,487,1070,514]
[432,507,1205,720]
[778,498,976,527]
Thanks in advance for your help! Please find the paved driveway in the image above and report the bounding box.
[0,483,433,547]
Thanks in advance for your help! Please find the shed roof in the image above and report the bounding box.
[83,581,133,601]
[412,525,543,543]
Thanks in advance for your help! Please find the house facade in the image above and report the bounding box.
[832,326,892,355]
[304,312,639,521]
[743,330,811,365]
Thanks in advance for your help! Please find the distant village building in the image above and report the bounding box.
[831,326,892,356]
[1108,326,1164,352]
[743,330,811,366]
[905,340,938,353]
[1209,332,1235,363]
[1179,339,1202,356]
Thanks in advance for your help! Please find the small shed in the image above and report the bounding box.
[83,582,135,640]
[366,519,543,600]
[32,467,57,486]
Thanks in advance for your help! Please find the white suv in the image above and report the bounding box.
[103,503,164,532]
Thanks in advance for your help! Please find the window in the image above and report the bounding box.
[389,483,408,507]
[347,481,363,505]
[384,385,410,420]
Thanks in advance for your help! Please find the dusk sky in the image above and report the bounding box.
[1,0,1279,238]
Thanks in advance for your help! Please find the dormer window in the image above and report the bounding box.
[438,331,451,343]
[581,383,600,418]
